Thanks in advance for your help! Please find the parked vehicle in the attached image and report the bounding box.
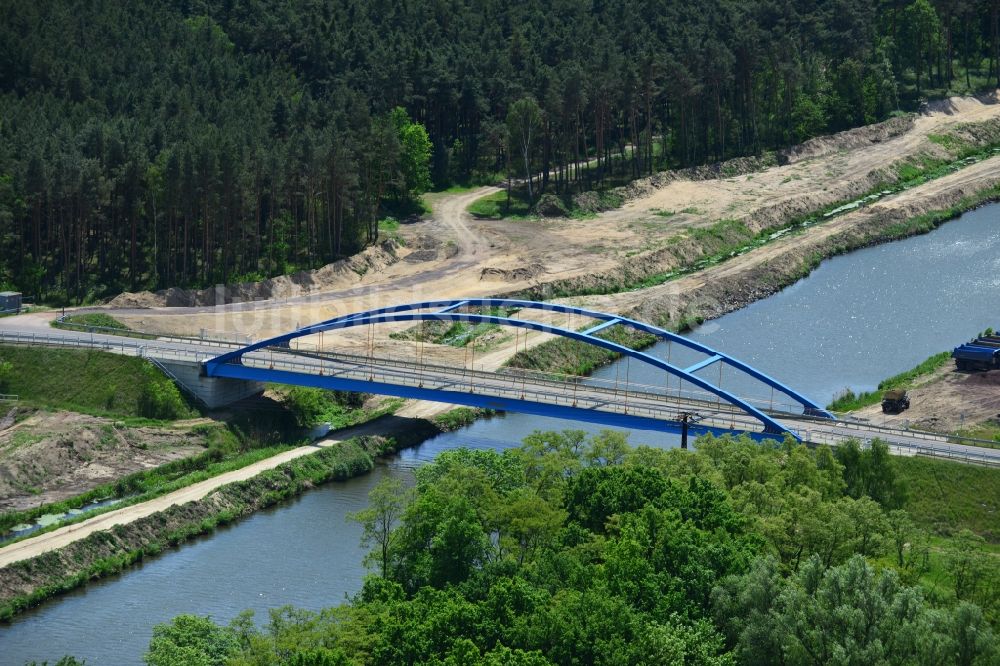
[881,389,910,414]
[952,337,1000,371]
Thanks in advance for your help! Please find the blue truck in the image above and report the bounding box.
[952,335,1000,371]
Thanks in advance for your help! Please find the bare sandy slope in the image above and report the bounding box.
[0,412,208,512]
[577,152,1000,321]
[607,94,1000,231]
[104,93,1000,341]
[852,365,1000,433]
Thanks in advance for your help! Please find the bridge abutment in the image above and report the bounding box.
[156,360,265,409]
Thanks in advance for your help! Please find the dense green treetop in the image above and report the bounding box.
[141,432,999,665]
[1,0,994,302]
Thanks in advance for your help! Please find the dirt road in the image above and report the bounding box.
[853,365,1000,433]
[0,406,436,569]
[96,93,1000,341]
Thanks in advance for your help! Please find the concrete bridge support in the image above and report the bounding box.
[155,360,265,409]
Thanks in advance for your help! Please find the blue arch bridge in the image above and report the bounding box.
[204,299,836,445]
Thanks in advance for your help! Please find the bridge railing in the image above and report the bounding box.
[798,427,999,467]
[270,345,811,416]
[52,315,249,349]
[0,330,217,363]
[781,408,1000,450]
[5,329,998,466]
[238,349,1000,465]
[278,334,819,416]
[235,348,766,435]
[261,346,787,421]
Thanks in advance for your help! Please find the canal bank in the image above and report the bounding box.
[2,197,1000,664]
[0,407,489,618]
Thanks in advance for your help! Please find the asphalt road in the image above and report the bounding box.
[2,315,997,468]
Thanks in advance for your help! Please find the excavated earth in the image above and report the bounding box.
[0,411,209,511]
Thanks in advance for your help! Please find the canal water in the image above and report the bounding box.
[3,204,999,665]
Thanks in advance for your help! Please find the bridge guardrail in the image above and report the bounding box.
[254,347,761,421]
[798,427,998,467]
[4,329,998,467]
[236,352,759,435]
[788,409,999,449]
[280,343,811,416]
[0,330,216,363]
[275,346,807,416]
[53,315,248,349]
[234,350,1000,466]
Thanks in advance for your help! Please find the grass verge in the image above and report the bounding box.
[954,420,1000,445]
[504,325,657,376]
[52,313,128,330]
[468,188,534,219]
[50,313,158,341]
[895,455,1000,543]
[0,345,196,419]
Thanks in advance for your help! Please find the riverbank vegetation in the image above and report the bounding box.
[505,325,657,377]
[828,351,952,411]
[277,387,403,430]
[143,431,999,665]
[0,406,495,622]
[0,437,380,622]
[6,1,1000,302]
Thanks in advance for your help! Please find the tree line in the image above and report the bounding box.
[135,432,998,665]
[2,0,999,302]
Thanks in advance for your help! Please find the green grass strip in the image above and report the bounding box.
[827,352,952,412]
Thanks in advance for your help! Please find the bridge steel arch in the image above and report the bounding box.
[205,299,834,440]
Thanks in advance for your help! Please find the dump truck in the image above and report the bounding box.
[952,336,1000,371]
[881,389,910,414]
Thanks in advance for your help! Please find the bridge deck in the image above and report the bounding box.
[1,327,997,467]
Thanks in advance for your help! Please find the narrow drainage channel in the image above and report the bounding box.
[1,497,126,546]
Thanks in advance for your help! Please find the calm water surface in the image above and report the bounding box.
[2,204,998,665]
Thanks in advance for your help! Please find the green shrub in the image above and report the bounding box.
[58,313,128,330]
[137,366,188,420]
[0,357,11,391]
[282,387,329,427]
